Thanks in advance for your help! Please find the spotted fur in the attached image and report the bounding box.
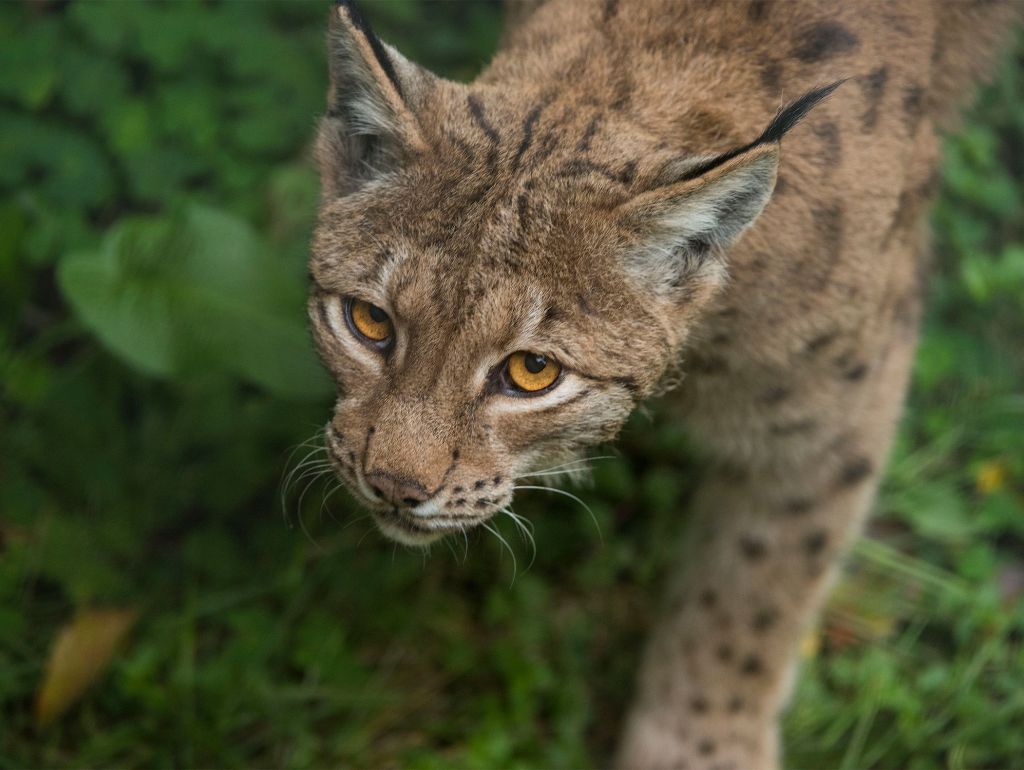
[308,1,1020,767]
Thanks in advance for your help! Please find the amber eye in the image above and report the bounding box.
[505,351,561,393]
[346,298,393,345]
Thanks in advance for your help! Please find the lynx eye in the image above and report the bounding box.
[505,351,561,394]
[345,298,393,346]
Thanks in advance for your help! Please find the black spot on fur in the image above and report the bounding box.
[748,0,770,22]
[760,59,783,92]
[699,589,718,609]
[838,457,873,487]
[813,204,843,255]
[784,498,814,515]
[618,159,638,185]
[739,536,768,561]
[804,530,829,556]
[602,0,618,23]
[753,607,779,632]
[902,85,926,135]
[805,329,840,354]
[690,696,709,713]
[690,354,729,376]
[860,66,888,131]
[452,486,464,494]
[727,695,744,713]
[454,498,466,506]
[770,418,818,436]
[794,21,860,63]
[741,654,764,676]
[759,386,791,405]
[811,121,841,167]
[452,449,460,460]
[493,475,502,485]
[716,644,733,662]
[475,498,491,509]
[474,480,486,490]
[577,116,601,152]
[686,107,736,143]
[698,739,716,756]
[610,72,632,111]
[843,362,868,381]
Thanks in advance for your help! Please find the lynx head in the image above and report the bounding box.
[308,1,835,545]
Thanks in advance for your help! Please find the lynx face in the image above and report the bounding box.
[308,166,652,544]
[309,2,827,544]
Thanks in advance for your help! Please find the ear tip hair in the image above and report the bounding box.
[758,78,846,145]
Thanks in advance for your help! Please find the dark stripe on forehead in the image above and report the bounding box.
[516,193,530,234]
[558,158,637,186]
[577,116,602,152]
[511,101,548,172]
[467,94,500,145]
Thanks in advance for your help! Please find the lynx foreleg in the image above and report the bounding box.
[616,336,917,770]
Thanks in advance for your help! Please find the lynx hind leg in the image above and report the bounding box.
[616,328,919,770]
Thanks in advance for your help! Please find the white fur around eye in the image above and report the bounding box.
[486,373,587,416]
[321,295,347,339]
[320,295,384,371]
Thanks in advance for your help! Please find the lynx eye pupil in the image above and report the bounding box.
[524,353,547,374]
[503,351,561,394]
[346,297,394,346]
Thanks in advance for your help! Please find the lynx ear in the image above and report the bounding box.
[618,82,842,294]
[317,0,438,197]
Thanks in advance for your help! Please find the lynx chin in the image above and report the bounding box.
[305,0,1019,766]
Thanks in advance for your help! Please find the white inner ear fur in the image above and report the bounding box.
[626,149,779,294]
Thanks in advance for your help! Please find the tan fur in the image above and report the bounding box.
[308,1,1019,765]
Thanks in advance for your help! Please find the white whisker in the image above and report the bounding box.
[482,520,518,586]
[513,485,604,543]
[527,454,615,476]
[503,507,536,570]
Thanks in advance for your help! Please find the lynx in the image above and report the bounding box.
[307,0,1018,766]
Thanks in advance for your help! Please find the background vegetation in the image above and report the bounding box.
[1,2,1022,768]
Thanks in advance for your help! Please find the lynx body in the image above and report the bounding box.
[308,1,1017,766]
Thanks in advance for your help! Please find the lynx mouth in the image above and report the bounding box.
[372,506,483,546]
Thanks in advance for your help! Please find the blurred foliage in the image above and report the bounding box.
[0,1,1022,768]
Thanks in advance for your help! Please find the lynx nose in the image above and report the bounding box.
[365,471,430,507]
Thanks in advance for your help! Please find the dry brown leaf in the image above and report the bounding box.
[35,607,138,728]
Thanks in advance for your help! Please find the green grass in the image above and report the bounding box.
[1,3,1022,768]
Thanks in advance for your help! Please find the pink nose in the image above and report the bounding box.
[365,471,430,507]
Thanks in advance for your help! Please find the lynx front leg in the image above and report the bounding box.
[616,335,917,770]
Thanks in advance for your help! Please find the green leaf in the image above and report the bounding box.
[58,205,330,399]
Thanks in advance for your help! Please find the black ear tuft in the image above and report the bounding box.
[335,0,404,100]
[756,80,845,144]
[675,80,845,183]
